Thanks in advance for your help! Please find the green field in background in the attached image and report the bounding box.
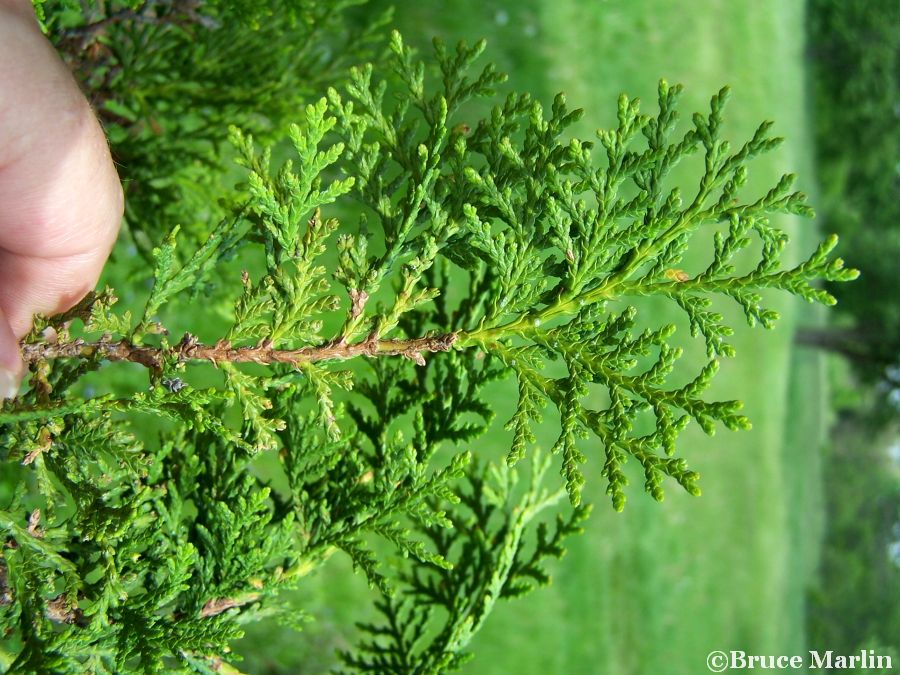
[236,1,829,673]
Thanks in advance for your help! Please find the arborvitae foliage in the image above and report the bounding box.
[0,12,857,674]
[37,0,390,257]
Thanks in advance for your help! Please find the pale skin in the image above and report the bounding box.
[0,0,123,397]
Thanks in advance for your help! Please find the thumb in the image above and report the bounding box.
[0,305,24,399]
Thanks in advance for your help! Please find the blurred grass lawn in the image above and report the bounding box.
[237,1,829,673]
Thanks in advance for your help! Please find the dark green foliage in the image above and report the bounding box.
[338,455,589,674]
[38,0,390,259]
[0,5,857,671]
[805,0,900,405]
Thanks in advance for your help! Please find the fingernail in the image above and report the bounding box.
[0,368,19,400]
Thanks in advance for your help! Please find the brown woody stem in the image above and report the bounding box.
[20,332,459,370]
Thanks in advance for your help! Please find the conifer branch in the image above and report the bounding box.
[3,13,859,672]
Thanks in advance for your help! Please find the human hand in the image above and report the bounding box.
[0,0,123,398]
